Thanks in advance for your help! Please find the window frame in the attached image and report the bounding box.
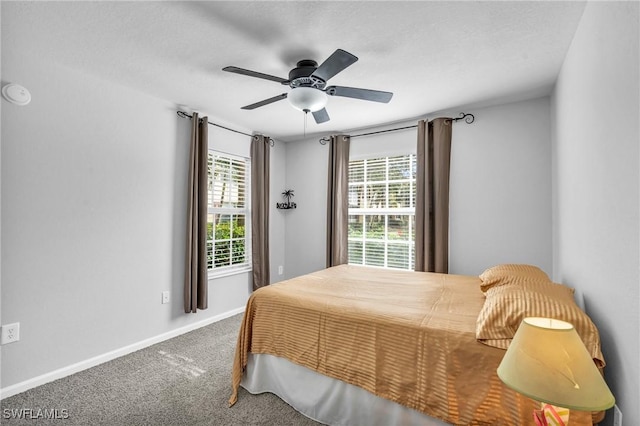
[207,150,252,279]
[347,154,416,271]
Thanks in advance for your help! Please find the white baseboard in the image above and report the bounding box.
[0,306,245,400]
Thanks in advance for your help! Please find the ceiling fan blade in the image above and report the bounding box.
[312,108,330,124]
[311,49,358,82]
[326,86,393,103]
[223,66,288,84]
[241,93,288,110]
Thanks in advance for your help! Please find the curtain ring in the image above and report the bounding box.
[252,134,275,147]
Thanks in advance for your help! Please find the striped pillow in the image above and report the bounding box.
[479,264,551,293]
[476,279,605,367]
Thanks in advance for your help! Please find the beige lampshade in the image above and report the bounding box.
[497,317,615,411]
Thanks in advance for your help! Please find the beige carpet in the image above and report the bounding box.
[1,314,322,425]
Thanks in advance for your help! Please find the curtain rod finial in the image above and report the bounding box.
[455,112,474,124]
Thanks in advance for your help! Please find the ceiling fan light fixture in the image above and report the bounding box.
[288,87,327,112]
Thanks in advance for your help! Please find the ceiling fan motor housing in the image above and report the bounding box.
[289,60,326,89]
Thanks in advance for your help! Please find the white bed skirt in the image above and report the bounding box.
[241,353,449,426]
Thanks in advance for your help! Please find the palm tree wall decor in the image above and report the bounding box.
[277,189,296,209]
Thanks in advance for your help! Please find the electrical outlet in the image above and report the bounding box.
[613,404,622,426]
[162,291,170,304]
[278,265,283,275]
[1,323,20,344]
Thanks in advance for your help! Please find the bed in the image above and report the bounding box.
[229,264,604,425]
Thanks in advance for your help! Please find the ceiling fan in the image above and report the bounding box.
[222,49,393,124]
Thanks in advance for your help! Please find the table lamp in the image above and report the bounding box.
[497,317,615,426]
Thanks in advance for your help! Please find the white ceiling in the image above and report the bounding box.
[2,1,586,141]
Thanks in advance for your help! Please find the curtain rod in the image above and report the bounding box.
[176,111,275,147]
[318,112,475,145]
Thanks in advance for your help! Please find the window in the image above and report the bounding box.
[207,151,251,276]
[348,154,416,270]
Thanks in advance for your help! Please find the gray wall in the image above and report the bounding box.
[551,2,639,424]
[284,96,553,278]
[283,137,328,279]
[269,140,288,282]
[0,48,285,390]
[448,97,552,275]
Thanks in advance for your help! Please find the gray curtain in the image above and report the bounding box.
[415,118,452,273]
[184,113,209,313]
[251,135,270,290]
[326,134,350,268]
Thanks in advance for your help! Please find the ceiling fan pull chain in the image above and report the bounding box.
[303,109,309,137]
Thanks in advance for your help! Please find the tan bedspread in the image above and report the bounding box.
[229,265,593,425]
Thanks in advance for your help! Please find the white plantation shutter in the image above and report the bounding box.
[208,152,251,273]
[348,154,416,270]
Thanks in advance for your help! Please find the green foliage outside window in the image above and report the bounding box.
[207,220,246,268]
